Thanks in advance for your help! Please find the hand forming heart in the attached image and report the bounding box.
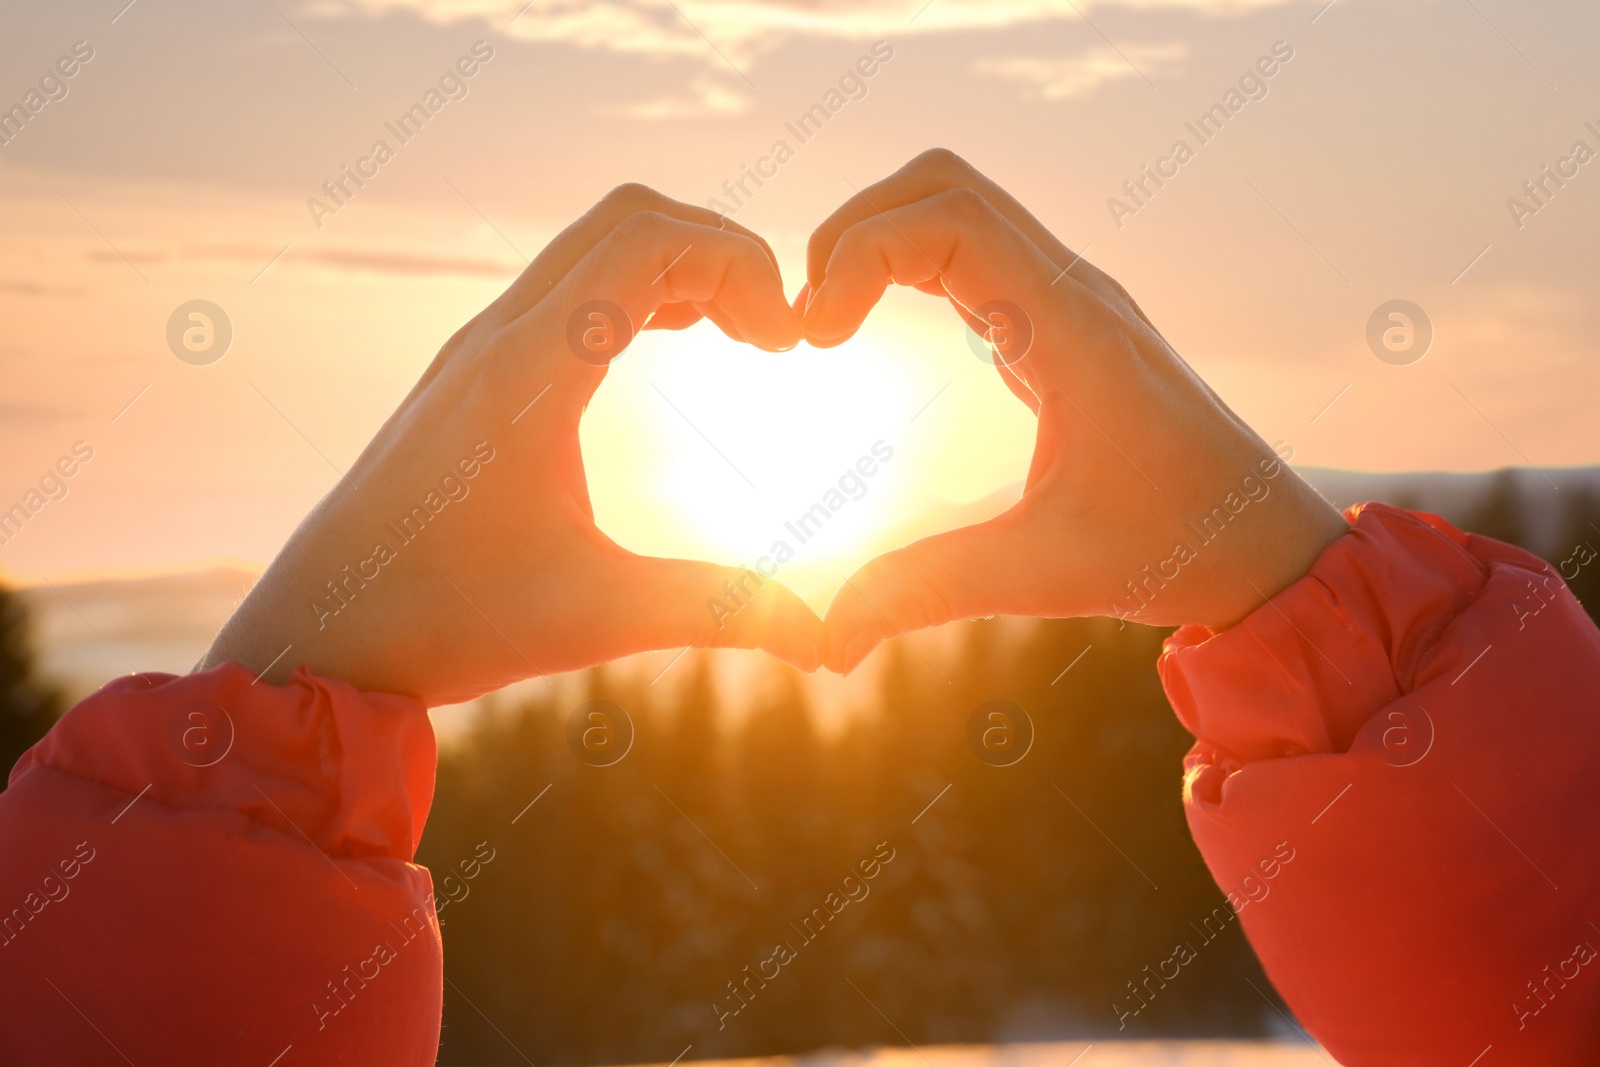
[202,151,1348,704]
[800,150,1348,672]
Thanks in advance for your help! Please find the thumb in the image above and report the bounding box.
[822,513,1035,674]
[613,556,825,673]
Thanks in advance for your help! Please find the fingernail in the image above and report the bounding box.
[804,281,825,318]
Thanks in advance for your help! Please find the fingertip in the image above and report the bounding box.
[822,604,880,673]
[844,629,877,670]
[778,639,824,674]
[731,310,797,352]
[838,627,885,675]
[801,278,830,326]
[752,313,804,353]
[768,611,825,673]
[735,578,824,671]
[644,302,705,333]
[802,319,861,349]
[802,282,865,348]
[790,282,811,318]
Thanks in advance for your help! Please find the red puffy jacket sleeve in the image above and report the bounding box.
[0,662,441,1066]
[1161,503,1600,1065]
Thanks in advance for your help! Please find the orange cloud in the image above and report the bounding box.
[973,43,1189,99]
[601,75,755,119]
[316,0,1311,64]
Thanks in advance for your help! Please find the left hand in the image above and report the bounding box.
[201,185,824,705]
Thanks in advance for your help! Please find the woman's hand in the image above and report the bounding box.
[804,150,1349,673]
[201,186,824,704]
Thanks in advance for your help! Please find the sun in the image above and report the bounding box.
[580,291,1036,607]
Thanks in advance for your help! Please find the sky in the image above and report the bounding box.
[1,0,1598,602]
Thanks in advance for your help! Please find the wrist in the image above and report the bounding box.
[197,537,424,696]
[1202,481,1349,630]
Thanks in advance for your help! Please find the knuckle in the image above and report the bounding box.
[855,552,936,627]
[886,570,951,631]
[831,217,872,256]
[915,580,953,629]
[908,556,956,626]
[734,236,771,277]
[600,182,658,213]
[613,208,668,242]
[439,316,482,359]
[806,224,837,269]
[913,146,969,179]
[1074,286,1139,350]
[1088,264,1134,306]
[691,605,727,649]
[696,570,755,647]
[935,184,993,222]
[722,227,760,257]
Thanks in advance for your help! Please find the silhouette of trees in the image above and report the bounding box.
[0,587,61,792]
[1452,470,1600,626]
[1549,486,1600,625]
[420,616,1278,1064]
[1459,469,1527,549]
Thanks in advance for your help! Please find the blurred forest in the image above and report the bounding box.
[1,475,1597,1065]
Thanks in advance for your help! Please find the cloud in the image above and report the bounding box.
[1445,282,1595,373]
[973,43,1189,99]
[314,0,1310,63]
[301,248,521,277]
[0,282,83,298]
[86,244,519,278]
[0,403,74,425]
[600,75,754,119]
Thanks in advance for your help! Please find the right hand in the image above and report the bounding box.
[803,150,1349,673]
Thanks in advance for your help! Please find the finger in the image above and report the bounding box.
[809,150,1142,322]
[997,355,1041,414]
[948,289,1040,413]
[821,510,1040,674]
[520,211,800,360]
[804,187,1059,351]
[492,185,782,324]
[644,302,704,332]
[809,150,1072,286]
[646,300,747,343]
[790,281,811,319]
[693,301,748,344]
[948,293,985,335]
[615,557,825,673]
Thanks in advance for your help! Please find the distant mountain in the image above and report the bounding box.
[868,465,1600,559]
[18,567,257,703]
[1301,465,1600,556]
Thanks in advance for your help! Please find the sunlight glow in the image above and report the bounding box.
[581,290,1037,605]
